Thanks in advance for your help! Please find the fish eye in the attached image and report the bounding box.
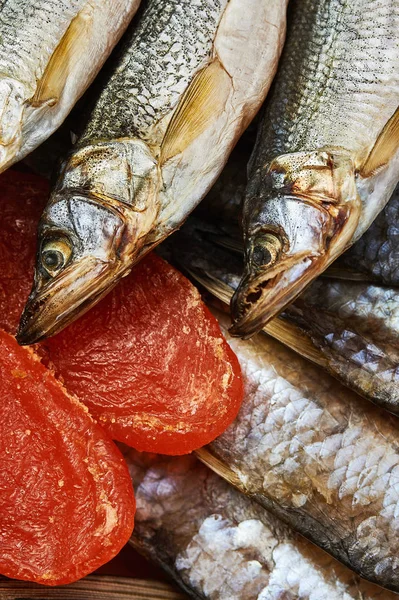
[41,237,72,277]
[252,233,282,269]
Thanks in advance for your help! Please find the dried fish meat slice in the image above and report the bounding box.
[0,330,135,586]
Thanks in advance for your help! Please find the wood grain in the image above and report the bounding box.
[0,575,188,599]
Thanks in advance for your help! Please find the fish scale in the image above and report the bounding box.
[333,184,399,284]
[261,0,399,161]
[199,313,399,590]
[283,280,399,409]
[81,0,228,144]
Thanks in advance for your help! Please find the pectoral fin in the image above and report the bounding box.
[360,107,399,177]
[187,265,328,368]
[324,265,370,282]
[264,319,328,369]
[160,59,232,163]
[195,448,244,491]
[31,4,93,107]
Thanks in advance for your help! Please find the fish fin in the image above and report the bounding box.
[208,233,244,254]
[360,107,399,177]
[185,267,235,306]
[195,448,245,491]
[30,5,93,107]
[263,320,328,369]
[160,59,232,163]
[323,265,371,282]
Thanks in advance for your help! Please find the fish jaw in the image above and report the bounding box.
[17,140,160,344]
[230,149,361,337]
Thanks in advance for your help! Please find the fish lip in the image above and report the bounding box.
[229,257,317,338]
[16,257,125,345]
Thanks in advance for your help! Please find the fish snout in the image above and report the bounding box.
[16,256,123,345]
[230,253,315,338]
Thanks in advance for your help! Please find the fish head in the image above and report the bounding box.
[17,140,160,344]
[16,192,128,344]
[230,149,362,337]
[0,78,27,170]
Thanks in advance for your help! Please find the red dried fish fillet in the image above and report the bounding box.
[43,254,243,454]
[0,330,135,586]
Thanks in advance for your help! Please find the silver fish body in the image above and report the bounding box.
[231,0,399,337]
[17,0,288,344]
[281,279,399,414]
[193,310,399,592]
[0,0,140,171]
[125,448,396,600]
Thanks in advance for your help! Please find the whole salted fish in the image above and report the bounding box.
[125,449,396,600]
[17,0,288,345]
[329,184,399,285]
[193,309,399,592]
[231,0,399,337]
[0,0,141,172]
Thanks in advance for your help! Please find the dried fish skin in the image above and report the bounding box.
[282,279,399,413]
[331,185,399,285]
[231,0,399,337]
[0,0,141,171]
[18,0,288,344]
[125,448,397,600]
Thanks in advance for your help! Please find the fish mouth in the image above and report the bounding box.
[230,256,318,338]
[16,257,124,345]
